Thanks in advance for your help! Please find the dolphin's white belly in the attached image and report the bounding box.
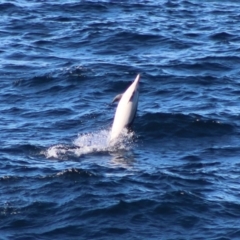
[109,74,140,142]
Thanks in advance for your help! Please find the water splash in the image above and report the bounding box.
[44,128,135,159]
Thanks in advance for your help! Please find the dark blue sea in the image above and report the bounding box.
[1,0,240,239]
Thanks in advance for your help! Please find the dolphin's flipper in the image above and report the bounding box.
[112,94,123,103]
[129,90,136,102]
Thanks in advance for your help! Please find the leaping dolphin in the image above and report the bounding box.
[109,74,140,143]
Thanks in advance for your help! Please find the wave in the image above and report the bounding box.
[0,2,18,11]
[137,112,235,138]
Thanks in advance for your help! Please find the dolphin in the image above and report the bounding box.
[109,74,140,143]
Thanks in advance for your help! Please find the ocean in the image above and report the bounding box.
[1,0,240,239]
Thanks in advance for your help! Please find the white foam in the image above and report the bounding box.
[44,144,67,159]
[44,128,135,159]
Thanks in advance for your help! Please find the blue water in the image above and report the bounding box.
[1,0,240,239]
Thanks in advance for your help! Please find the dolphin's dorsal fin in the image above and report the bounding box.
[112,93,123,103]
